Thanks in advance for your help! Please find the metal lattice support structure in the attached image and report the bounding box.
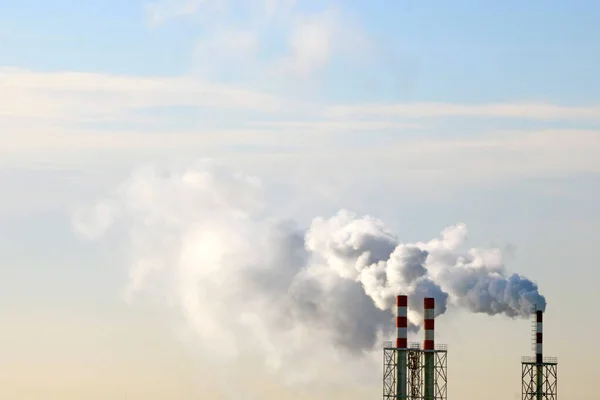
[408,344,422,399]
[521,357,558,400]
[383,342,447,400]
[432,346,448,400]
[383,343,397,399]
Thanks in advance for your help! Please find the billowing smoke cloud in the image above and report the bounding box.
[73,160,545,381]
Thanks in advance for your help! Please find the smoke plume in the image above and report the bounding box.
[73,160,545,381]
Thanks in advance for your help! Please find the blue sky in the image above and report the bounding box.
[2,0,600,103]
[1,1,600,399]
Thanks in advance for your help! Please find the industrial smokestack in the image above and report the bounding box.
[396,295,408,349]
[396,295,408,399]
[536,310,543,363]
[423,297,435,351]
[424,297,435,400]
[522,305,557,400]
[536,309,543,400]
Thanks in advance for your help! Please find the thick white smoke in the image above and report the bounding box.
[73,160,546,381]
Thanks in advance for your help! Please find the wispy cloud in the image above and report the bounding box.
[215,129,600,190]
[247,120,422,131]
[5,67,600,126]
[3,65,600,184]
[326,102,600,121]
[3,114,599,189]
[144,0,220,26]
[275,9,339,78]
[0,68,282,122]
[3,0,600,185]
[147,0,368,81]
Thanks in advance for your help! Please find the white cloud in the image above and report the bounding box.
[193,26,261,79]
[0,68,281,122]
[4,2,593,188]
[145,0,367,81]
[145,0,298,25]
[5,66,599,125]
[3,123,599,193]
[248,120,422,131]
[270,6,370,79]
[3,65,600,188]
[144,0,223,26]
[207,129,600,192]
[326,102,600,121]
[2,66,600,182]
[277,9,337,77]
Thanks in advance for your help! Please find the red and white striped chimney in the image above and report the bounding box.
[424,297,435,350]
[536,310,543,364]
[396,295,408,349]
[396,295,408,399]
[423,297,435,400]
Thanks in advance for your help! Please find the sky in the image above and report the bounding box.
[0,0,599,399]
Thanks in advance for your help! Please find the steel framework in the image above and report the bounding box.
[521,357,558,400]
[383,342,447,400]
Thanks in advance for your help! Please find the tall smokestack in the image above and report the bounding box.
[396,295,408,399]
[536,310,543,363]
[536,309,543,400]
[424,297,435,400]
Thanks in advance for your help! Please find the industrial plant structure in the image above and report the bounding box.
[383,295,447,400]
[382,296,557,400]
[521,305,558,400]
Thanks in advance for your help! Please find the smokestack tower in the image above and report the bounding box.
[382,295,447,400]
[535,310,543,364]
[396,295,408,399]
[423,297,435,400]
[521,305,557,399]
[536,310,543,400]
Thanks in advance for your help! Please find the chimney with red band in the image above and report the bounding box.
[423,297,435,350]
[397,295,408,349]
[424,297,435,400]
[396,295,408,399]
